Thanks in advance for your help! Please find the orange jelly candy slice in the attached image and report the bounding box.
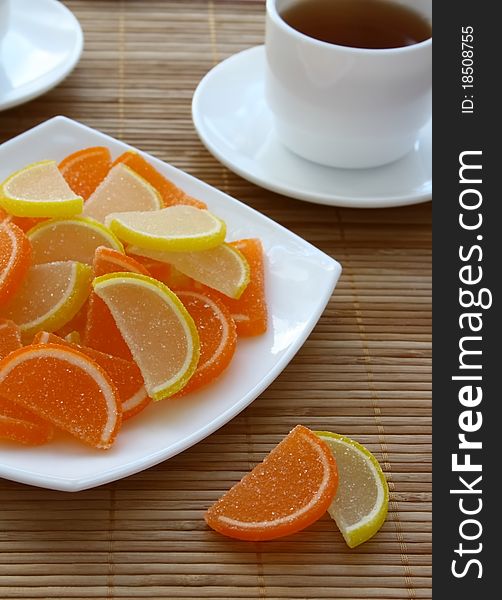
[226,239,267,336]
[0,413,54,445]
[0,220,32,306]
[176,290,237,395]
[198,239,267,336]
[205,425,338,541]
[34,332,149,421]
[59,146,112,200]
[93,246,151,277]
[113,151,207,209]
[0,319,22,360]
[0,393,54,446]
[0,343,122,449]
[83,247,150,359]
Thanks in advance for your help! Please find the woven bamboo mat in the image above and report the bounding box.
[0,1,431,599]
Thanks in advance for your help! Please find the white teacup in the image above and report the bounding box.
[264,0,432,169]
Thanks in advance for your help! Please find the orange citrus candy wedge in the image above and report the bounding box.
[127,255,174,285]
[0,413,54,445]
[0,319,22,360]
[0,393,55,445]
[54,298,89,340]
[83,292,133,360]
[0,206,46,233]
[58,146,112,200]
[0,260,92,341]
[27,217,124,265]
[93,245,151,277]
[211,239,267,336]
[93,273,200,400]
[34,332,149,420]
[175,290,237,395]
[0,220,32,306]
[205,425,339,541]
[9,216,46,233]
[0,160,83,217]
[82,247,151,359]
[0,343,122,449]
[113,150,207,209]
[83,163,163,224]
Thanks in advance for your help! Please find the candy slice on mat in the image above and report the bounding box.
[83,163,162,224]
[0,160,83,217]
[58,146,112,200]
[205,425,338,541]
[128,242,250,299]
[0,319,22,360]
[175,290,237,395]
[316,431,389,548]
[93,246,151,277]
[105,205,226,252]
[0,221,32,306]
[113,150,207,209]
[27,217,124,265]
[0,261,92,340]
[213,239,267,336]
[0,343,121,449]
[93,273,200,400]
[34,332,149,421]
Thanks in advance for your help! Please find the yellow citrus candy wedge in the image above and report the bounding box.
[92,273,200,400]
[105,205,226,252]
[0,160,83,218]
[82,163,163,224]
[0,261,92,340]
[27,217,124,265]
[128,243,250,299]
[315,431,389,548]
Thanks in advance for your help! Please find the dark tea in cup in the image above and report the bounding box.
[280,0,432,49]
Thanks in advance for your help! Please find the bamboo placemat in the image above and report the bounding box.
[0,2,431,599]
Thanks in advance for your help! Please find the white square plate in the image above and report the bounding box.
[0,116,342,491]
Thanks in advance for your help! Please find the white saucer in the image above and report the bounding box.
[0,0,83,111]
[192,46,432,209]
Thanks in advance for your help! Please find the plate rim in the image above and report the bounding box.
[192,44,432,209]
[0,116,342,491]
[0,0,84,112]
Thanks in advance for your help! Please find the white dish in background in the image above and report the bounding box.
[0,0,83,111]
[0,116,342,491]
[192,46,432,209]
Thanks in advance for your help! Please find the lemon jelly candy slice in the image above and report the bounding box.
[105,205,226,252]
[0,160,83,218]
